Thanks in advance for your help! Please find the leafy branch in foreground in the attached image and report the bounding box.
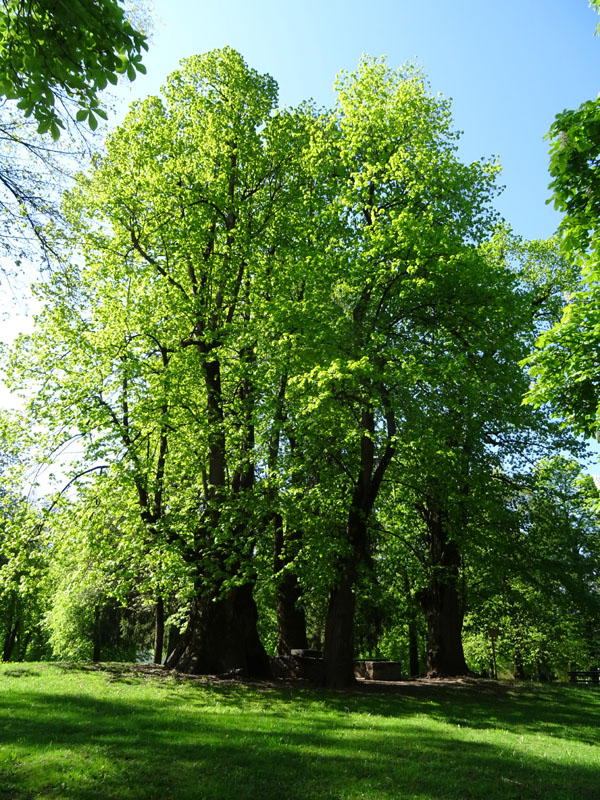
[0,0,148,140]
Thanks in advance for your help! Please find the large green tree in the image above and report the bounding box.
[279,58,525,685]
[9,47,590,688]
[10,49,311,677]
[525,3,600,432]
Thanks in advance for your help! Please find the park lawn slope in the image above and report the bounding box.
[0,663,598,799]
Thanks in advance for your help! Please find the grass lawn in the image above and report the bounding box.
[0,663,598,799]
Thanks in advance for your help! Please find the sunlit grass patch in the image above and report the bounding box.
[0,663,599,799]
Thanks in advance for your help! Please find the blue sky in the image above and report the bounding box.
[114,0,600,242]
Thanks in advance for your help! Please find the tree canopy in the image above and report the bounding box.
[3,47,598,685]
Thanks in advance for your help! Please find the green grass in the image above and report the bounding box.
[0,663,599,799]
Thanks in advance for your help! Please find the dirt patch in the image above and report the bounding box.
[54,661,522,697]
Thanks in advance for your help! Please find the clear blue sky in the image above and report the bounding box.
[114,0,600,243]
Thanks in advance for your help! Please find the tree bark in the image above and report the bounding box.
[322,400,394,689]
[273,512,307,655]
[323,506,367,688]
[170,337,270,677]
[323,568,357,688]
[408,619,420,678]
[92,605,102,662]
[418,510,470,677]
[203,356,227,490]
[165,583,271,677]
[276,571,308,655]
[153,596,165,665]
[421,572,469,676]
[513,649,525,680]
[2,615,19,662]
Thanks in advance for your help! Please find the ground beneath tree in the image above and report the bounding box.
[63,662,524,698]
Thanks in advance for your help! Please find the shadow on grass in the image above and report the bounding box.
[314,680,600,746]
[67,663,600,745]
[2,668,43,679]
[0,669,598,799]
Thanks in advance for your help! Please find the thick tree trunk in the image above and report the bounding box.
[153,596,165,665]
[276,572,308,655]
[172,340,269,677]
[165,583,271,677]
[323,506,367,688]
[165,622,181,663]
[421,574,469,676]
[419,512,469,677]
[273,512,307,655]
[322,399,393,689]
[323,569,356,688]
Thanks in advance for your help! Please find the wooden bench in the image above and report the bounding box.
[568,670,600,685]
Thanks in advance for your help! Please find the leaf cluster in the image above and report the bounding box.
[0,0,147,140]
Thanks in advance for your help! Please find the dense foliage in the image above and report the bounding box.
[525,0,600,435]
[1,46,599,685]
[0,0,147,138]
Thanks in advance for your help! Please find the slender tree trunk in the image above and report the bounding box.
[402,569,420,677]
[154,596,165,665]
[15,631,31,662]
[266,374,308,655]
[203,357,227,489]
[2,616,19,662]
[513,649,525,680]
[92,605,101,662]
[408,619,420,678]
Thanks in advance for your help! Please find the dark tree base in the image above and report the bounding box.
[276,569,308,656]
[323,578,357,689]
[165,584,271,678]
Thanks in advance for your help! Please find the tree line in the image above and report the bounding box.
[0,45,599,687]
